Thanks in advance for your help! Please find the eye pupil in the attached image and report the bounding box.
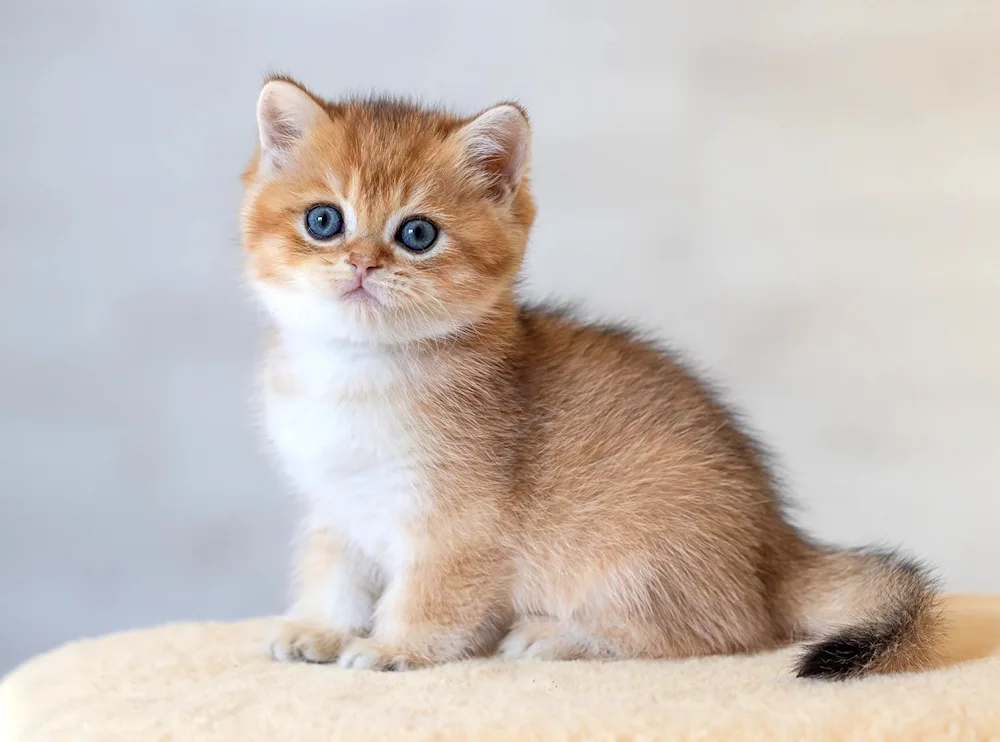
[397,218,438,252]
[305,204,343,240]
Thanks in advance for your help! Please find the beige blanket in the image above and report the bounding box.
[3,595,999,741]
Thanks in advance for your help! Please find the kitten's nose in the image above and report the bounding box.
[348,253,380,278]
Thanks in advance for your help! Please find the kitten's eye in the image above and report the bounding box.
[305,204,344,240]
[396,218,439,253]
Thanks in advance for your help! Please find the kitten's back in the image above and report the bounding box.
[507,307,941,674]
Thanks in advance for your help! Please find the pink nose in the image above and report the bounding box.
[348,253,380,278]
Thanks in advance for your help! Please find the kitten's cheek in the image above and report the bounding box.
[448,270,486,302]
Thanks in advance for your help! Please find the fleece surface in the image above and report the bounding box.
[2,595,1000,742]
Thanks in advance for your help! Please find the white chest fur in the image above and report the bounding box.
[264,340,425,572]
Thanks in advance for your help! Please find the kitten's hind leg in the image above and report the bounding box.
[499,615,623,661]
[499,611,752,662]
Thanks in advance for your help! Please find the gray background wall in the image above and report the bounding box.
[2,1,998,674]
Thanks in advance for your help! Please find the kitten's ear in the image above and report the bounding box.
[454,104,531,201]
[256,79,326,170]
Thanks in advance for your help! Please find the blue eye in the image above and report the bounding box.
[305,204,343,240]
[396,218,438,253]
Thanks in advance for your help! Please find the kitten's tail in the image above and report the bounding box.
[785,545,944,680]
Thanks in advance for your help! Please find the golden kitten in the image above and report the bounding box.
[241,76,941,679]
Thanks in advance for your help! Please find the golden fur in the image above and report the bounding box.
[241,76,942,678]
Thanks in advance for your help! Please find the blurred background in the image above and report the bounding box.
[2,1,998,674]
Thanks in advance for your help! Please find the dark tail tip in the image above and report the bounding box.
[795,626,889,680]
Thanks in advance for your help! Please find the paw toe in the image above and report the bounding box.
[500,619,590,661]
[338,638,420,671]
[268,622,345,664]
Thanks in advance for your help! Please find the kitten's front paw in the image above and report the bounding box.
[268,620,349,664]
[337,637,426,671]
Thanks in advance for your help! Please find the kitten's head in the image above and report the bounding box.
[241,77,534,344]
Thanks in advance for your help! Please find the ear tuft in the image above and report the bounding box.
[454,104,531,201]
[256,79,326,170]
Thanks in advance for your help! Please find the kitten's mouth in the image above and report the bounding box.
[341,284,380,306]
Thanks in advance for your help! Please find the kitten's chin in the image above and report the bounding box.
[252,281,470,346]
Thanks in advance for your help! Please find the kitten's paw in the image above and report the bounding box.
[268,620,348,663]
[337,637,426,671]
[499,617,591,661]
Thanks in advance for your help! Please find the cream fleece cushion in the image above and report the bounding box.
[3,595,999,741]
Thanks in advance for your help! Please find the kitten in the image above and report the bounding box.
[241,76,942,679]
